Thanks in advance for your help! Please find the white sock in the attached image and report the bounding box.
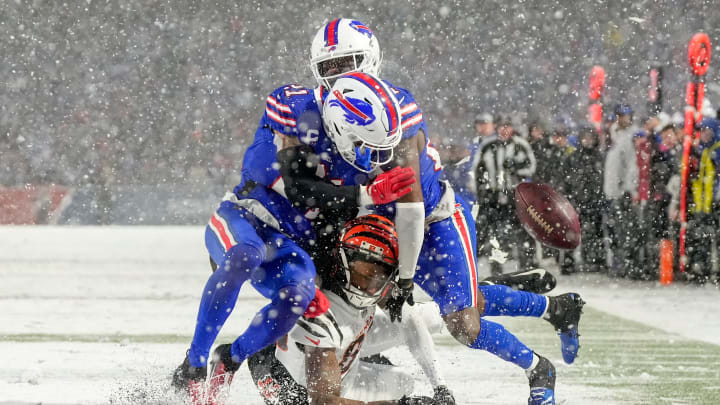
[525,353,541,376]
[541,296,551,320]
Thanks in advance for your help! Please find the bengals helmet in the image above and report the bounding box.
[333,214,399,309]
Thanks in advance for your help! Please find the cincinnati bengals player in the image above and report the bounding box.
[245,214,453,405]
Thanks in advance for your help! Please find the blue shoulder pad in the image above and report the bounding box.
[384,81,427,140]
[264,84,322,145]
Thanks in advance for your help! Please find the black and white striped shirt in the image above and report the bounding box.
[475,135,536,197]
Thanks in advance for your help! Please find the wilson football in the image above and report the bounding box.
[514,182,581,250]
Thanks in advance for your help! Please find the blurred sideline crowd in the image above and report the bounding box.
[436,106,720,285]
[3,1,720,190]
[3,2,720,280]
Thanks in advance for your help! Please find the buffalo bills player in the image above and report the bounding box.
[282,18,585,401]
[304,20,585,405]
[319,71,582,405]
[207,18,581,404]
[170,20,416,403]
[177,17,578,405]
[234,64,574,404]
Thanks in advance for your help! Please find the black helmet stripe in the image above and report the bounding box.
[344,231,395,252]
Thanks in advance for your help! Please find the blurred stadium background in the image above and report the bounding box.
[2,0,720,224]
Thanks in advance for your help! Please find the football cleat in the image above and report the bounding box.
[527,354,556,405]
[359,353,394,366]
[489,261,503,276]
[171,352,207,405]
[433,385,456,405]
[479,268,557,294]
[206,344,242,404]
[529,387,556,405]
[545,293,585,364]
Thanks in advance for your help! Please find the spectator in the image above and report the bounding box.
[686,118,720,283]
[647,124,682,275]
[631,127,653,280]
[642,115,660,139]
[666,126,689,233]
[566,126,606,272]
[525,118,554,264]
[451,112,499,253]
[666,120,690,223]
[654,124,682,195]
[527,119,553,184]
[548,123,577,273]
[475,112,497,140]
[443,112,497,218]
[597,113,616,153]
[475,113,536,275]
[603,103,640,277]
[548,123,576,194]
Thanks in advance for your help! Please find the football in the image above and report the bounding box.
[514,182,581,250]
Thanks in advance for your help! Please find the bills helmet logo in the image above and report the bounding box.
[328,90,376,126]
[349,20,373,38]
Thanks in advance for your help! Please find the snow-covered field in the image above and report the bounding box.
[1,226,719,404]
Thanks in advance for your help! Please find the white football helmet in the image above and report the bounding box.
[323,72,403,173]
[310,19,382,90]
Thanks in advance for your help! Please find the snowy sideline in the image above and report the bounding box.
[1,226,719,404]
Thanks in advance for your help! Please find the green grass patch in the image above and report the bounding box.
[435,307,720,405]
[4,307,720,404]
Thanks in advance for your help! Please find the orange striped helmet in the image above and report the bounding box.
[335,214,399,308]
[339,214,399,267]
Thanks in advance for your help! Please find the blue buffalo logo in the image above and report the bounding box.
[329,96,376,126]
[349,20,373,38]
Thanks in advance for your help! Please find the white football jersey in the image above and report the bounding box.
[275,290,375,389]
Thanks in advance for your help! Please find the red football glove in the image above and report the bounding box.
[303,288,330,318]
[362,166,416,205]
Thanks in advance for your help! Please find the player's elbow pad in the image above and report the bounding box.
[395,202,425,280]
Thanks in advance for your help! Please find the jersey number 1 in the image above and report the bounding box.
[284,84,308,98]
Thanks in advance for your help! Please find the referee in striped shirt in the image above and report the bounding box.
[474,114,537,275]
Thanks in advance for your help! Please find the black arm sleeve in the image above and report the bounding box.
[277,145,360,212]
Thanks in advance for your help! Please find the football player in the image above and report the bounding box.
[268,59,584,404]
[177,17,575,405]
[247,214,453,405]
[170,20,416,402]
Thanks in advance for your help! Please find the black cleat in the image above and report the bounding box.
[171,352,207,403]
[479,268,557,294]
[545,293,585,364]
[560,263,575,275]
[359,353,394,366]
[433,385,456,405]
[490,261,503,276]
[527,354,556,405]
